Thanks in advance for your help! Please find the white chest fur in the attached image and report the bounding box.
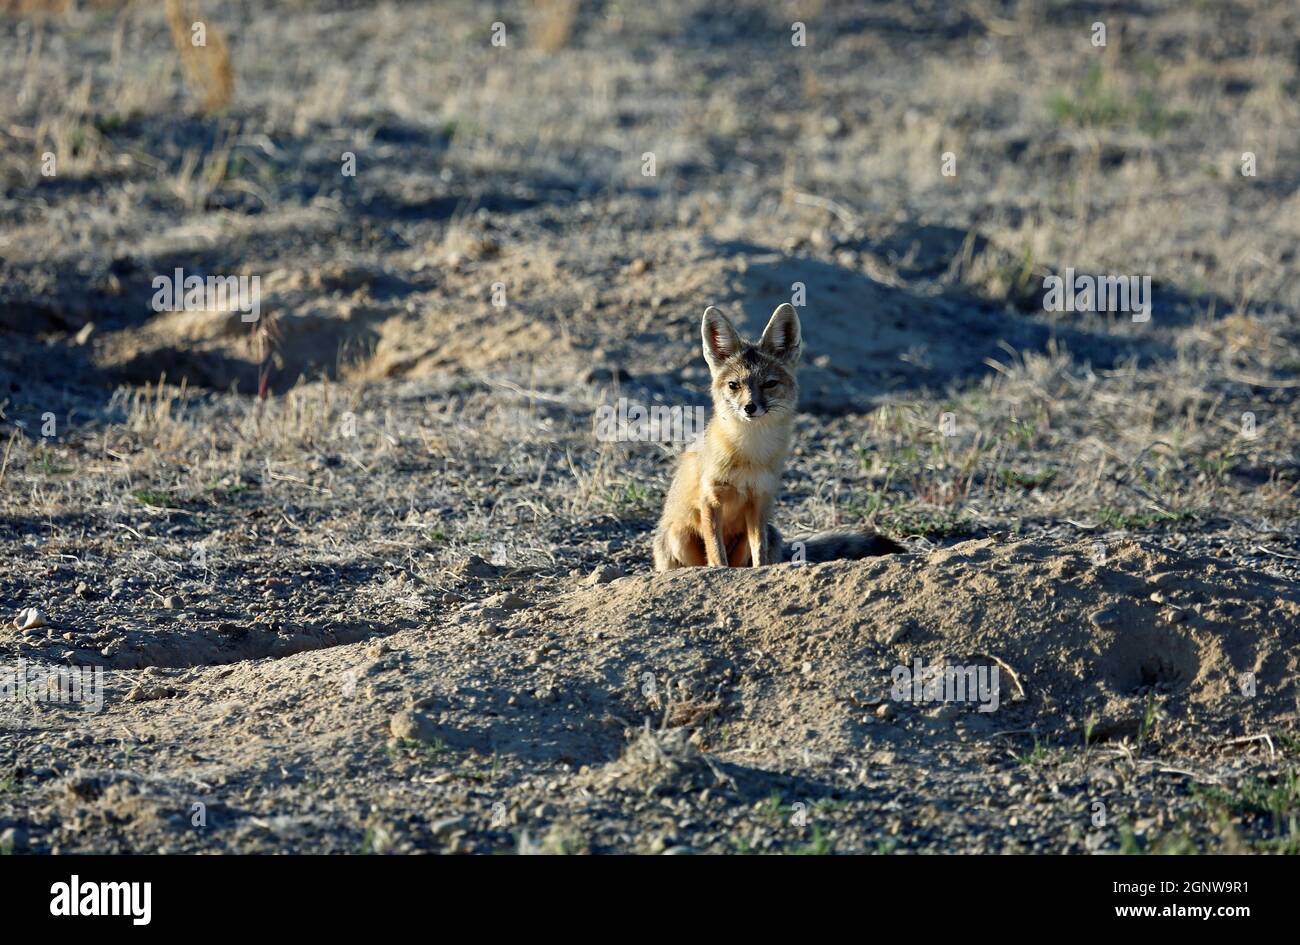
[705,416,792,501]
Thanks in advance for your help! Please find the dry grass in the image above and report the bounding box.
[164,0,234,113]
[529,0,580,52]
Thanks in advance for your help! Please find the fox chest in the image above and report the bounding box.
[701,466,781,533]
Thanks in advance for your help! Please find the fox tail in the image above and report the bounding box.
[776,527,906,563]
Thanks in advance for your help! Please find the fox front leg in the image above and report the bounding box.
[746,502,770,567]
[699,501,728,566]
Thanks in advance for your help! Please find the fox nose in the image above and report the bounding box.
[743,403,757,415]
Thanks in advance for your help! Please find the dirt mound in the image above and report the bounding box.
[541,539,1298,756]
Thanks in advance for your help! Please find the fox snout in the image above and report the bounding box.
[728,379,771,420]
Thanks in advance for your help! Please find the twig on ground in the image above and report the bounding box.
[1224,733,1275,759]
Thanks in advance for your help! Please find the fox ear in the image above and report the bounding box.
[701,306,742,371]
[759,303,801,363]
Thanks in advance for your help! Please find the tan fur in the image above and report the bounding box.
[654,304,800,571]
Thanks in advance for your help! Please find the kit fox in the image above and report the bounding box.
[652,303,904,571]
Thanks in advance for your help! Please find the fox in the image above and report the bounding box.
[652,303,905,571]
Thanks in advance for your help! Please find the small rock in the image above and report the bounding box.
[163,595,183,610]
[390,710,440,744]
[876,703,896,721]
[15,608,48,632]
[586,564,624,586]
[1089,608,1119,627]
[486,592,530,611]
[75,582,92,599]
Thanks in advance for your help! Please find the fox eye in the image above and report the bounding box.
[727,381,741,391]
[761,379,779,389]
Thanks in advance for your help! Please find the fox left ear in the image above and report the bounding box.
[759,303,801,364]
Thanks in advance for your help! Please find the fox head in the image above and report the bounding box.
[700,303,801,423]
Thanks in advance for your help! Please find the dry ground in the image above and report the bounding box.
[1,0,1298,854]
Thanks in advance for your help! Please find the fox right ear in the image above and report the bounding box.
[701,306,742,371]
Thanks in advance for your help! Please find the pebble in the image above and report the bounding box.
[390,710,440,744]
[15,608,48,632]
[1089,608,1119,627]
[586,564,624,586]
[163,595,184,610]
